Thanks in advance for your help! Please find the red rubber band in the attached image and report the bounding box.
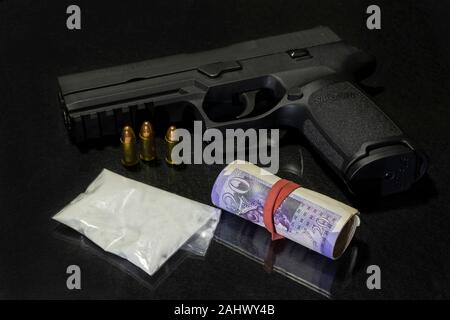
[263,179,300,240]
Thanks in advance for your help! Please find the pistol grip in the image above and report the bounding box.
[281,80,427,196]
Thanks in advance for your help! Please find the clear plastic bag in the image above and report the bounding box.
[53,169,221,276]
[181,214,221,256]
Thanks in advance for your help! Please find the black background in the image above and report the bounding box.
[1,0,449,299]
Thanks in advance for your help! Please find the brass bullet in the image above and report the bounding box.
[139,121,156,161]
[165,125,180,165]
[120,126,139,167]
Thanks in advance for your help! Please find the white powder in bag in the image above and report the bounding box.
[53,169,221,276]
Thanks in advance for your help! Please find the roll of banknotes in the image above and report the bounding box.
[211,161,360,259]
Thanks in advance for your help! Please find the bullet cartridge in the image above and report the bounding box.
[139,121,156,161]
[120,126,139,167]
[165,125,180,165]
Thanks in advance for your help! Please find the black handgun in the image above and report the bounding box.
[58,26,427,196]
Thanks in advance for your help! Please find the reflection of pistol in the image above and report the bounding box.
[58,26,427,196]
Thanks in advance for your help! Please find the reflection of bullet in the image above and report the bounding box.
[165,125,180,165]
[139,121,156,161]
[120,126,139,167]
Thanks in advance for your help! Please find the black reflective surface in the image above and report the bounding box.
[215,213,361,299]
[1,0,449,299]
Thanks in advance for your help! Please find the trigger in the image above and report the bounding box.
[236,90,259,119]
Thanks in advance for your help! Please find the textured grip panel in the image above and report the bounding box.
[308,82,401,158]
